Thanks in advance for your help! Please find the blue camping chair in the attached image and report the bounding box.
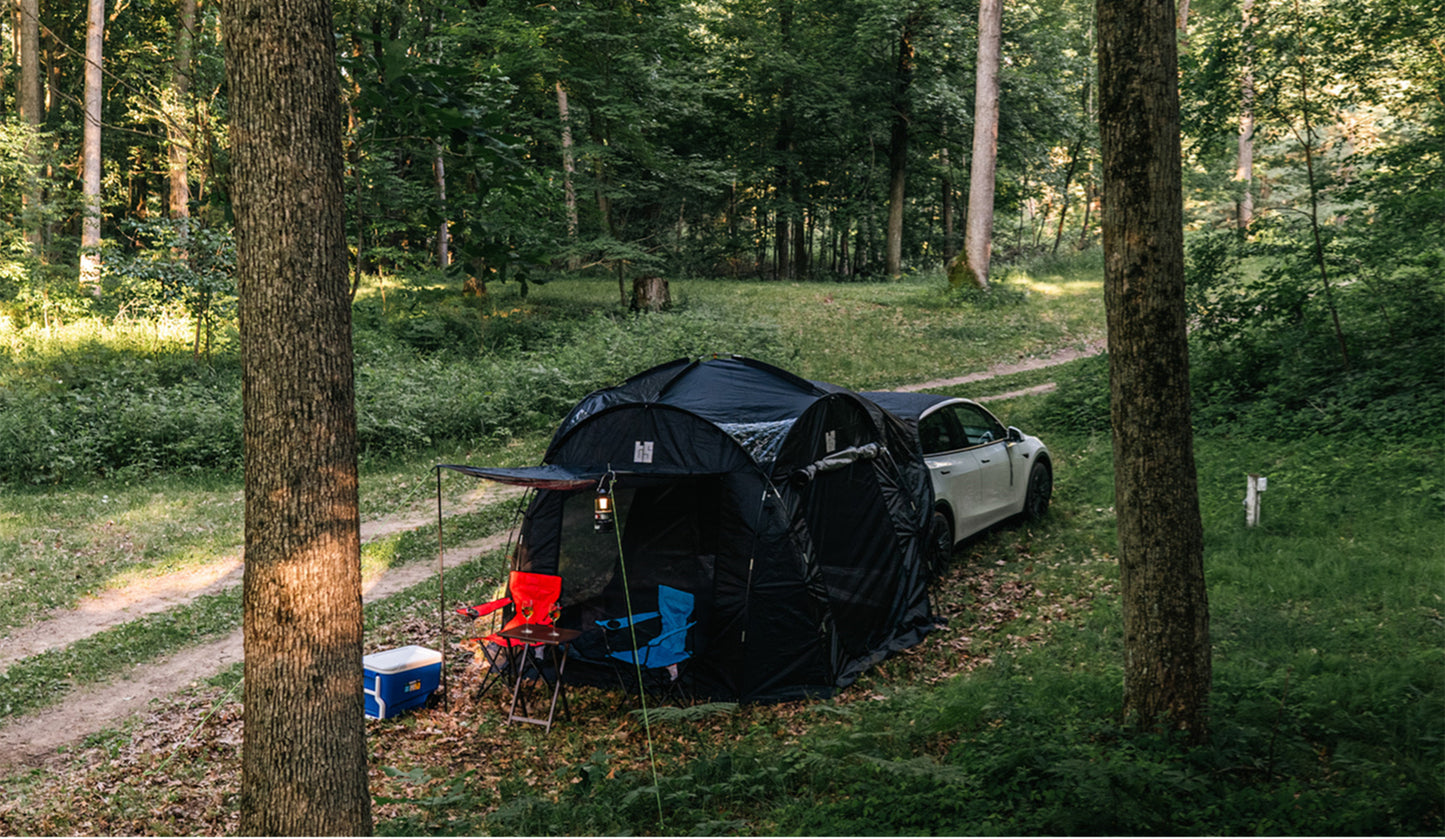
[596,585,695,701]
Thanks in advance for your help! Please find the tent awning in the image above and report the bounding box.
[438,463,729,490]
[437,464,602,491]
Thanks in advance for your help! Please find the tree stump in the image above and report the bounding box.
[631,275,671,312]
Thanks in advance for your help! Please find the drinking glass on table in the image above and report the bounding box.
[520,599,534,621]
[547,603,561,625]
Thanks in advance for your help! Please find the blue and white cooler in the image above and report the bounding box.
[363,645,442,720]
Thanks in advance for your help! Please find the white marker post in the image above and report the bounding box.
[1245,474,1268,527]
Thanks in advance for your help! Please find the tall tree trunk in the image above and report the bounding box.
[1054,50,1093,255]
[79,0,104,294]
[772,0,796,281]
[1291,0,1348,370]
[950,0,1001,290]
[1235,0,1255,229]
[224,0,374,827]
[434,142,449,268]
[940,146,955,262]
[18,0,43,253]
[1052,136,1084,255]
[557,80,579,270]
[1078,173,1096,248]
[1098,0,1211,741]
[885,17,916,278]
[168,0,194,223]
[792,206,807,277]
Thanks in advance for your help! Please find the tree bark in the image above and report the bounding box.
[18,0,43,253]
[79,0,104,294]
[940,146,955,262]
[1098,0,1211,740]
[772,0,796,280]
[557,80,579,270]
[885,17,916,278]
[1235,0,1255,229]
[434,142,449,268]
[168,0,195,223]
[951,0,1001,290]
[223,0,373,827]
[630,274,670,311]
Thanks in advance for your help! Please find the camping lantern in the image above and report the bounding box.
[594,490,614,532]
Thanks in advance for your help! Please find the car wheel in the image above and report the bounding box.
[927,509,953,577]
[1024,460,1052,522]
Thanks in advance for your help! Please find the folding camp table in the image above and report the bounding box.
[498,624,580,732]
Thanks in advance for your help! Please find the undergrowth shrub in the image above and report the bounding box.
[1031,352,1110,433]
[1185,231,1445,438]
[0,301,783,483]
[353,306,784,459]
[0,356,243,483]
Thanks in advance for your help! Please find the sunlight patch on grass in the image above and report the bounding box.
[0,315,196,362]
[1013,277,1103,297]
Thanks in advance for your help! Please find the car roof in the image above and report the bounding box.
[863,391,960,422]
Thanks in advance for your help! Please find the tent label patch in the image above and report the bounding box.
[634,441,655,463]
[825,430,837,452]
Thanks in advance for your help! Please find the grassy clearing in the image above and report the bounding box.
[0,260,1101,640]
[0,252,1439,834]
[0,261,1105,485]
[5,426,1436,835]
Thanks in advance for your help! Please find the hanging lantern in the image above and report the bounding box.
[594,490,614,532]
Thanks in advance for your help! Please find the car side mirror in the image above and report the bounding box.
[1007,426,1024,443]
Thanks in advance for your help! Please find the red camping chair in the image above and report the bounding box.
[456,571,562,700]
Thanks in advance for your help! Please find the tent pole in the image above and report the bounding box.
[605,471,665,827]
[436,465,448,712]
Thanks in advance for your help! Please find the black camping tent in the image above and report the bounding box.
[442,356,935,702]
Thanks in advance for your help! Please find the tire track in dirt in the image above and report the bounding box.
[898,339,1104,393]
[0,532,510,770]
[0,484,517,672]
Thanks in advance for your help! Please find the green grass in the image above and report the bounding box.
[462,432,1442,836]
[0,505,517,721]
[670,265,1104,390]
[0,474,244,631]
[2,252,1440,835]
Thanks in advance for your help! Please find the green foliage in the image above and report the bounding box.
[0,348,243,484]
[101,219,237,356]
[350,301,784,459]
[1030,352,1111,434]
[0,285,782,483]
[940,277,1032,310]
[1185,226,1444,438]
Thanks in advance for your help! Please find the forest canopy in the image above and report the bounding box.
[0,0,1441,464]
[1,0,1435,294]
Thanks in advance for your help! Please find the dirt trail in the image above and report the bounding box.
[898,339,1105,393]
[0,484,516,672]
[0,532,509,770]
[0,341,1103,772]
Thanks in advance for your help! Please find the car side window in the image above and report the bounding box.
[954,404,1007,447]
[919,409,967,455]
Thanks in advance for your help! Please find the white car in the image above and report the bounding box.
[867,391,1052,570]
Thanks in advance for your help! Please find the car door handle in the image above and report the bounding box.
[938,469,951,475]
[979,458,991,463]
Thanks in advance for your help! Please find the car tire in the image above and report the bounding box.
[927,509,954,577]
[1024,460,1052,522]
